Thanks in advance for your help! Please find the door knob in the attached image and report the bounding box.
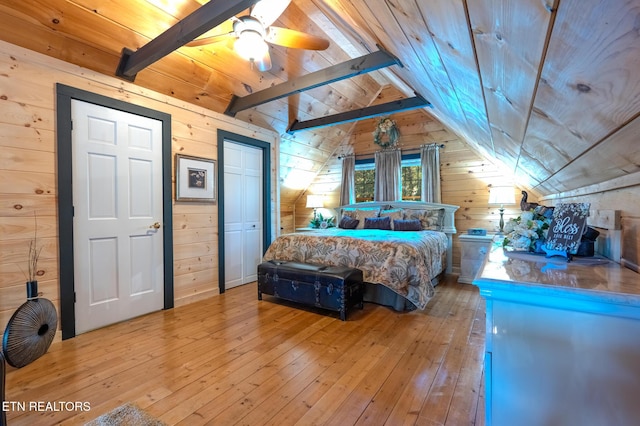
[150,222,161,229]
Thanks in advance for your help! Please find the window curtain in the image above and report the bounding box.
[374,149,401,201]
[339,154,355,206]
[421,144,441,203]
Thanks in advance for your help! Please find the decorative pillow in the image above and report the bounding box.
[340,207,381,229]
[338,216,359,229]
[403,208,445,230]
[393,219,422,231]
[355,208,380,229]
[340,207,357,219]
[364,216,392,230]
[379,208,404,230]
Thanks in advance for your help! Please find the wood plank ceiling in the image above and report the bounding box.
[1,0,639,203]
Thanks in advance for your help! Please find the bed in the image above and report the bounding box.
[263,201,459,310]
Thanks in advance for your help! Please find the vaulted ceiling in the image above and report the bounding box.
[2,0,639,199]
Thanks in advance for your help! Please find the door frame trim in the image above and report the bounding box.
[217,130,271,294]
[56,84,174,340]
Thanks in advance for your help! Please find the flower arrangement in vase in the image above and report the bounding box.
[502,209,552,252]
[373,117,399,148]
[24,213,43,299]
[309,213,335,229]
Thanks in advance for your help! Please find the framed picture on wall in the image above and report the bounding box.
[175,154,216,202]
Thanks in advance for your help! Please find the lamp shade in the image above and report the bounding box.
[488,186,516,206]
[306,195,324,209]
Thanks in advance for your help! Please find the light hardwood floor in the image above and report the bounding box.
[4,276,486,425]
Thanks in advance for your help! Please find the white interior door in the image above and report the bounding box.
[72,100,164,334]
[224,141,263,289]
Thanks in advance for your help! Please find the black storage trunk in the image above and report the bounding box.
[257,260,364,321]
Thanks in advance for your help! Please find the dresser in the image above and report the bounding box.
[474,246,640,426]
[457,233,494,283]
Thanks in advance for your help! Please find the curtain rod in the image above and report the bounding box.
[338,143,444,160]
[407,143,445,153]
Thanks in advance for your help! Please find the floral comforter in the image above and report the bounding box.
[262,228,448,309]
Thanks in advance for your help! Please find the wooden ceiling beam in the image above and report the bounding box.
[286,93,431,133]
[116,0,260,81]
[224,47,402,117]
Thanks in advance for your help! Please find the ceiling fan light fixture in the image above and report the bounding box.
[185,3,325,71]
[234,30,269,61]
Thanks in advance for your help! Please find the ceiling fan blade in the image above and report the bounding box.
[253,50,272,72]
[185,32,235,47]
[265,27,330,50]
[251,0,292,27]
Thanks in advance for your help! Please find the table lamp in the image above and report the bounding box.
[489,186,516,234]
[306,194,324,222]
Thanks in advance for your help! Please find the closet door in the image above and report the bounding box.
[224,141,263,288]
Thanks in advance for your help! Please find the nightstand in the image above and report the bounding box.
[458,233,495,283]
[295,227,321,232]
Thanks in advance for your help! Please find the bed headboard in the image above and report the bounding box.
[339,201,460,273]
[338,201,459,234]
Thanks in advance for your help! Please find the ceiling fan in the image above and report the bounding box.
[186,0,330,72]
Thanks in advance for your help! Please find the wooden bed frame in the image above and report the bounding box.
[338,201,459,273]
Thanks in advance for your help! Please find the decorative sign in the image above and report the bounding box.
[544,203,590,256]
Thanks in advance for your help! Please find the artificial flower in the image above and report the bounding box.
[373,117,399,148]
[309,212,335,229]
[502,208,551,252]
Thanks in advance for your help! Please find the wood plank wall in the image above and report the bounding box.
[0,41,278,340]
[540,181,640,220]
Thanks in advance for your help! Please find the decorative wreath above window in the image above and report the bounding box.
[373,117,400,148]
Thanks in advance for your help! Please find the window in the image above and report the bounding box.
[353,155,422,202]
[401,157,421,201]
[354,162,375,202]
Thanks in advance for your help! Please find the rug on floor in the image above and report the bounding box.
[85,402,166,426]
